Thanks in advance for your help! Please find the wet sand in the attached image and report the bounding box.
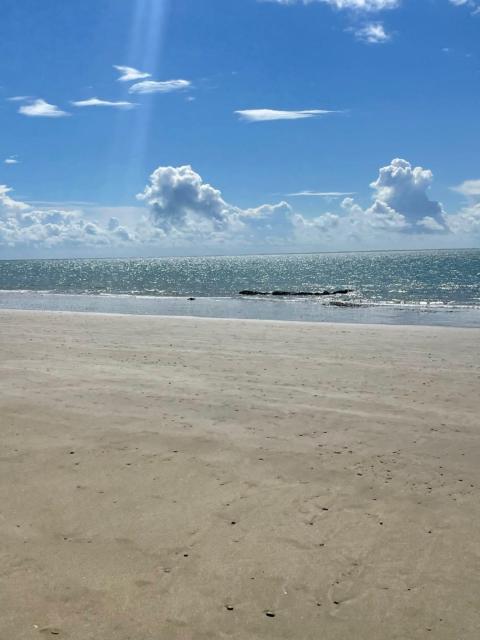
[1,310,479,639]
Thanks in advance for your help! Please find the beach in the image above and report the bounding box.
[1,309,479,639]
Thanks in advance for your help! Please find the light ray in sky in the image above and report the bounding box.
[108,0,171,194]
[127,0,170,169]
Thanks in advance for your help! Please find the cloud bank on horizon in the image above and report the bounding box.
[1,159,479,255]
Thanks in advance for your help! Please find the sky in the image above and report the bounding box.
[0,0,479,258]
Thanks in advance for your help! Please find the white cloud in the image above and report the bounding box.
[128,79,191,94]
[136,166,357,248]
[3,160,479,253]
[289,159,450,240]
[336,160,480,238]
[18,99,70,118]
[7,96,32,102]
[353,22,391,43]
[0,186,30,212]
[137,165,296,243]
[368,158,446,229]
[71,97,136,109]
[293,211,340,230]
[444,203,480,234]
[137,165,233,234]
[113,65,151,82]
[0,186,133,249]
[341,196,408,231]
[452,179,480,199]
[4,157,19,165]
[446,177,480,234]
[417,216,447,232]
[262,0,398,42]
[262,0,399,9]
[235,108,339,122]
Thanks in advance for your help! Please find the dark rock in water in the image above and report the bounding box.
[239,290,269,296]
[239,288,354,297]
[329,300,362,308]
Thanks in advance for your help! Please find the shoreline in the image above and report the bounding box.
[1,291,479,328]
[1,306,480,331]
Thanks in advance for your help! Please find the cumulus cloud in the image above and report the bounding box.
[128,79,191,95]
[368,158,446,230]
[113,65,151,82]
[136,165,358,248]
[18,99,70,118]
[235,108,339,122]
[333,158,480,238]
[0,186,134,249]
[137,165,297,243]
[137,165,233,234]
[287,159,456,242]
[136,160,479,245]
[71,97,136,109]
[4,156,19,165]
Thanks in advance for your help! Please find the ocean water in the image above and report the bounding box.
[0,249,479,327]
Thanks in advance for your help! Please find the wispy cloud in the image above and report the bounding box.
[18,99,70,118]
[353,22,390,43]
[4,156,19,165]
[261,0,399,11]
[114,65,151,82]
[7,96,32,102]
[287,190,355,197]
[235,108,340,122]
[128,79,191,94]
[71,97,136,109]
[26,200,99,208]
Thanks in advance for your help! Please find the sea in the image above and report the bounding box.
[0,249,479,327]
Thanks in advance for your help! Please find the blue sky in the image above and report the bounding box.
[0,0,479,257]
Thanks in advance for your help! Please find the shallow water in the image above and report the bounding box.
[0,249,479,326]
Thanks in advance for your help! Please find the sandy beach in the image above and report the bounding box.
[1,310,479,640]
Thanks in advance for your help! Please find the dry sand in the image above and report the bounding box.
[1,310,479,640]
